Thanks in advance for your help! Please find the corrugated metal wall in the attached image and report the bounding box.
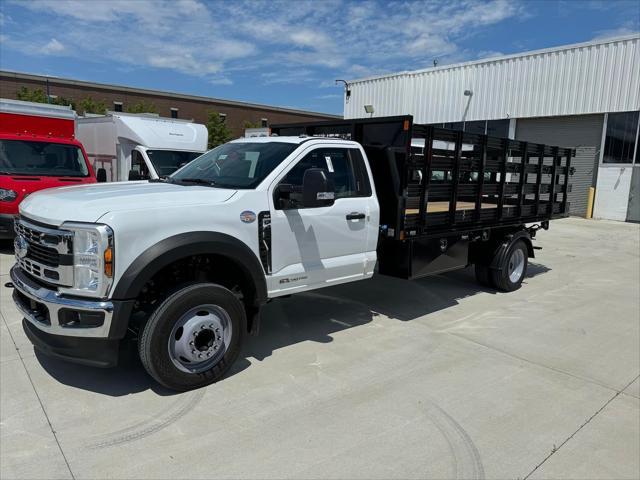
[345,35,640,123]
[516,115,604,216]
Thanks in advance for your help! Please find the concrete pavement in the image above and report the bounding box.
[1,217,638,479]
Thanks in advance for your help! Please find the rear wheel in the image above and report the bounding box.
[491,240,528,292]
[138,283,245,391]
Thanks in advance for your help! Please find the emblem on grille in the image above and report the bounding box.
[14,234,28,259]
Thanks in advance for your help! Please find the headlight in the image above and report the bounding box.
[60,223,114,297]
[0,189,18,202]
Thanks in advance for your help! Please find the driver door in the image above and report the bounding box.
[267,146,377,296]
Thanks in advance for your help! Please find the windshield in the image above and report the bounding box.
[0,139,89,177]
[146,149,203,177]
[170,142,298,188]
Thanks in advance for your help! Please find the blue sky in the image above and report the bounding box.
[1,0,638,115]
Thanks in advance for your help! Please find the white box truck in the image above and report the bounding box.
[77,112,207,182]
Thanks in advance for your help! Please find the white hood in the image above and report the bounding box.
[19,181,237,226]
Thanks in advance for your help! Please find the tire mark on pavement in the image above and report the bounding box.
[88,389,205,449]
[424,400,485,480]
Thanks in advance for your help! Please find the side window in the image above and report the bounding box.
[276,147,371,209]
[348,148,372,197]
[131,150,149,179]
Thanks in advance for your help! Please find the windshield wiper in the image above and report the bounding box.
[174,177,217,186]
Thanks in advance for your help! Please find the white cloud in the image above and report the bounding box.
[3,0,527,84]
[592,22,639,40]
[315,94,342,99]
[42,38,64,54]
[477,50,506,60]
[209,77,233,86]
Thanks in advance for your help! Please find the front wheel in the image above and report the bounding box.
[491,240,528,292]
[138,283,246,391]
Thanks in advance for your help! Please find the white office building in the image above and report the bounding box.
[344,34,640,222]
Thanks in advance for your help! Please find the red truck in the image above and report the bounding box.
[0,99,100,239]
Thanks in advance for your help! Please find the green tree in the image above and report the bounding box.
[78,96,107,115]
[207,111,233,148]
[15,87,75,109]
[243,120,261,129]
[126,100,157,114]
[16,86,48,103]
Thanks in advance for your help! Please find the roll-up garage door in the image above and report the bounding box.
[516,114,604,217]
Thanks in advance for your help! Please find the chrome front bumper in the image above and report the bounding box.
[10,265,114,338]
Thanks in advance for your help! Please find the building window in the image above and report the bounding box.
[444,121,463,131]
[261,118,268,128]
[430,119,509,138]
[113,101,123,112]
[486,120,510,138]
[464,121,486,134]
[603,111,640,164]
[170,108,178,119]
[219,113,227,122]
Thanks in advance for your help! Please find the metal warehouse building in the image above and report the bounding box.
[344,34,640,222]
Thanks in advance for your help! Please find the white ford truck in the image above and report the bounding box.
[10,116,573,391]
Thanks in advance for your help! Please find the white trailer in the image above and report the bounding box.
[77,112,207,182]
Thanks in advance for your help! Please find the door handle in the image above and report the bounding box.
[346,212,366,220]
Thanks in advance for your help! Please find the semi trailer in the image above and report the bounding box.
[9,115,572,391]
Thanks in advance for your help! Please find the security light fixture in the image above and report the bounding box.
[364,105,374,114]
[464,90,473,96]
[335,79,351,99]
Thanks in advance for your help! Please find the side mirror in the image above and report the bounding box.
[128,169,142,181]
[96,168,107,183]
[303,168,335,208]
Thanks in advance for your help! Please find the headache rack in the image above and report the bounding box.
[272,115,574,241]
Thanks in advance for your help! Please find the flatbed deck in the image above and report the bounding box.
[407,201,498,215]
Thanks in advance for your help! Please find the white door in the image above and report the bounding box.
[267,146,378,296]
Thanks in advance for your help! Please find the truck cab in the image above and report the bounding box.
[0,99,96,239]
[76,112,207,182]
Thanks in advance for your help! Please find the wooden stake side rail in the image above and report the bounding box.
[404,125,573,237]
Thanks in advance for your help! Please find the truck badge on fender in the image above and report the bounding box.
[240,210,256,223]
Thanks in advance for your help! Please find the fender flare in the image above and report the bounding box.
[489,230,534,270]
[111,231,268,305]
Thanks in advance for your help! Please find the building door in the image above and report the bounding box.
[594,111,640,222]
[516,114,604,217]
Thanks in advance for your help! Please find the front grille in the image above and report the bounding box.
[27,241,60,266]
[14,218,73,287]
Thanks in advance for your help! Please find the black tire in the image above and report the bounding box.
[474,264,494,288]
[138,283,246,391]
[491,240,528,292]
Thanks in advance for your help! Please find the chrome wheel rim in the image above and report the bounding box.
[168,304,232,374]
[508,248,525,283]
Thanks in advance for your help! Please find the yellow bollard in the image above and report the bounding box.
[586,187,595,219]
